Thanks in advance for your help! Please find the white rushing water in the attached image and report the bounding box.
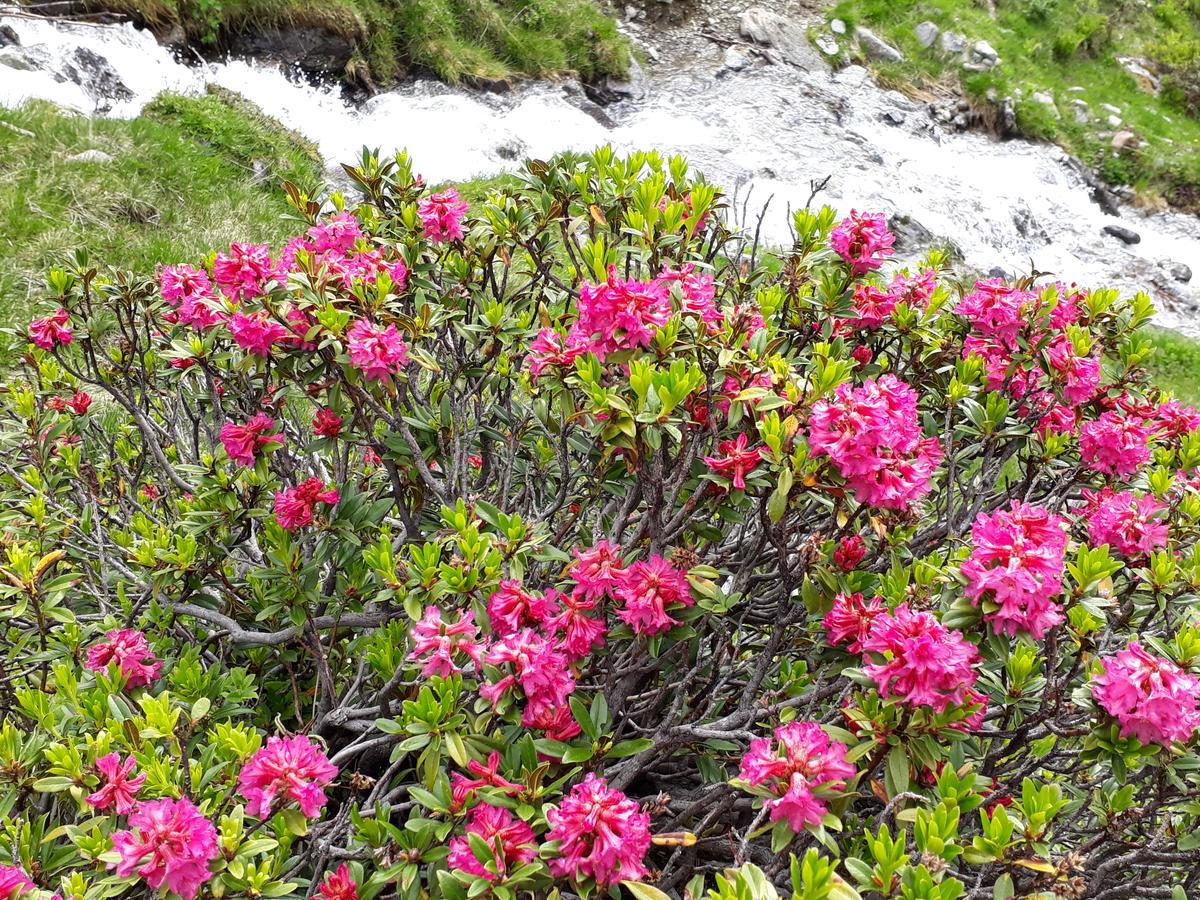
[3,8,1199,330]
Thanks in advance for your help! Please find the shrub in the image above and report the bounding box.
[2,147,1200,900]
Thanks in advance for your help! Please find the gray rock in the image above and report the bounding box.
[886,213,960,259]
[0,48,34,71]
[64,47,133,108]
[830,18,847,35]
[1160,260,1192,283]
[1102,224,1141,245]
[0,24,19,48]
[723,46,751,71]
[836,64,870,86]
[882,109,906,126]
[739,8,827,70]
[1069,98,1089,124]
[987,266,1011,280]
[855,26,904,63]
[1100,102,1122,115]
[972,39,998,61]
[1106,114,1122,128]
[495,139,526,161]
[939,31,967,55]
[815,35,840,57]
[914,21,939,49]
[604,56,646,99]
[66,149,114,164]
[1031,91,1058,118]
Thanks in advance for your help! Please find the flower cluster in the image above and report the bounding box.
[409,605,484,677]
[1080,411,1152,477]
[961,501,1069,639]
[830,210,894,275]
[274,478,340,531]
[237,735,338,819]
[220,414,283,467]
[110,798,218,900]
[808,374,942,509]
[447,803,538,881]
[739,721,855,832]
[1092,642,1200,745]
[87,753,144,814]
[861,605,980,713]
[418,189,469,243]
[823,592,886,653]
[1084,489,1169,556]
[545,774,651,886]
[85,629,161,688]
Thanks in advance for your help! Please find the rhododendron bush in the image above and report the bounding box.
[5,147,1200,900]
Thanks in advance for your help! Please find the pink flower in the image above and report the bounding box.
[29,308,73,350]
[570,540,625,601]
[450,752,523,810]
[1080,411,1152,477]
[238,735,338,819]
[658,264,721,327]
[87,752,145,814]
[887,269,937,308]
[313,408,344,438]
[160,264,213,306]
[523,704,583,741]
[849,283,896,329]
[962,501,1069,639]
[1047,335,1100,405]
[419,189,468,243]
[527,328,591,380]
[409,606,484,677]
[738,722,854,832]
[575,268,671,357]
[808,375,941,510]
[1153,399,1200,439]
[1084,489,1168,557]
[614,554,693,636]
[85,629,161,688]
[307,212,363,255]
[545,774,650,886]
[830,210,894,275]
[228,311,291,357]
[347,318,408,381]
[862,604,979,712]
[273,478,340,531]
[484,629,576,725]
[823,592,886,653]
[703,432,763,490]
[109,797,218,900]
[314,865,358,900]
[1093,641,1200,746]
[68,391,92,415]
[544,590,607,660]
[447,803,537,882]
[213,243,273,302]
[0,865,35,900]
[220,413,283,467]
[833,535,866,571]
[487,579,558,637]
[956,279,1030,345]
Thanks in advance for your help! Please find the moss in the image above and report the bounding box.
[0,94,320,360]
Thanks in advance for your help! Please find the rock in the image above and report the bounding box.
[988,266,1011,280]
[739,8,827,70]
[1106,114,1122,128]
[998,96,1018,136]
[1069,98,1089,124]
[814,35,840,57]
[972,39,999,61]
[603,56,646,99]
[836,64,870,86]
[1159,259,1192,283]
[723,47,751,71]
[887,213,935,253]
[66,149,114,164]
[495,139,525,161]
[0,48,34,71]
[226,25,357,73]
[0,24,19,48]
[939,31,967,55]
[64,47,133,109]
[1067,85,1085,93]
[830,18,847,35]
[1118,56,1160,95]
[914,21,939,49]
[1031,90,1057,117]
[855,26,904,63]
[1063,155,1120,214]
[1102,224,1141,245]
[1111,130,1138,152]
[1100,102,1121,115]
[882,109,906,126]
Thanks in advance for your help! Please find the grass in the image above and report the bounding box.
[828,0,1200,208]
[0,91,321,344]
[83,0,630,85]
[1142,327,1200,406]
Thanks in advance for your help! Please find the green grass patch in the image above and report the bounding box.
[1143,326,1200,406]
[84,0,629,85]
[829,0,1200,207]
[0,93,320,348]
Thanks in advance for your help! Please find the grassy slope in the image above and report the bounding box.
[0,92,320,337]
[82,0,629,85]
[828,0,1200,206]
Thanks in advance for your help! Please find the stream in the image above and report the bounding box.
[3,5,1199,332]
